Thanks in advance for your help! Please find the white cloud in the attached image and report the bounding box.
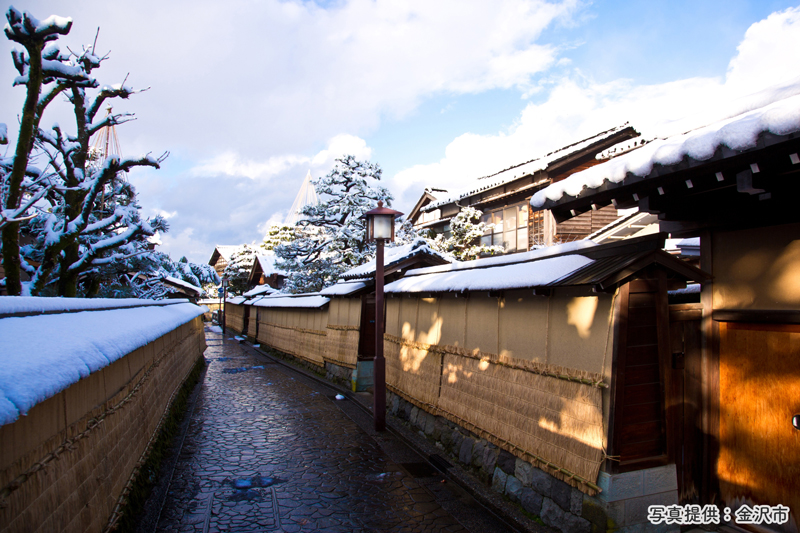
[388,6,800,207]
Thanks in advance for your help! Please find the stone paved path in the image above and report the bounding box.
[150,327,514,533]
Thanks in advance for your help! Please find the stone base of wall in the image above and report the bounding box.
[325,361,353,388]
[0,317,206,533]
[388,392,679,533]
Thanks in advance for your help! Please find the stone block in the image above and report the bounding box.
[451,430,464,455]
[540,497,565,531]
[496,449,516,475]
[402,401,413,421]
[431,419,444,441]
[642,465,678,495]
[551,478,572,511]
[505,476,523,503]
[570,488,583,515]
[425,414,436,436]
[409,406,419,427]
[390,394,400,415]
[520,488,543,516]
[562,512,591,533]
[459,437,474,465]
[482,445,499,476]
[581,493,608,528]
[491,467,508,494]
[514,459,533,486]
[596,470,643,502]
[419,411,431,432]
[529,467,552,497]
[624,491,678,527]
[440,426,452,448]
[471,439,486,468]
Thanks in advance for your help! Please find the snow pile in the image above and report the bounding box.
[341,238,451,279]
[320,280,369,296]
[532,90,800,208]
[0,296,191,317]
[251,294,330,309]
[243,284,279,298]
[423,125,630,211]
[0,302,205,426]
[385,254,593,293]
[163,276,202,294]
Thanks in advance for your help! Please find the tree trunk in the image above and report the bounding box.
[2,40,44,295]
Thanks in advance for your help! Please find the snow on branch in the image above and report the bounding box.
[4,7,72,44]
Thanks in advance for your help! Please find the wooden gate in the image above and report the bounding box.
[669,303,703,504]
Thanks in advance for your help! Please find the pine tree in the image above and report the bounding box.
[275,156,392,293]
[427,206,504,261]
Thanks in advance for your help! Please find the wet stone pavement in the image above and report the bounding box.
[149,327,514,533]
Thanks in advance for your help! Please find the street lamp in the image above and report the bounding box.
[221,276,229,335]
[363,200,403,431]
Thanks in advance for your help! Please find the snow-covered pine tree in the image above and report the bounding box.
[0,7,169,296]
[221,245,258,295]
[427,206,504,261]
[275,156,392,293]
[262,224,297,251]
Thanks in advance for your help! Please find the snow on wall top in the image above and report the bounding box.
[250,294,330,309]
[319,280,368,296]
[384,254,594,293]
[531,86,800,209]
[243,284,279,298]
[0,301,205,426]
[405,240,596,278]
[256,252,286,276]
[422,125,631,212]
[0,296,191,318]
[341,238,451,279]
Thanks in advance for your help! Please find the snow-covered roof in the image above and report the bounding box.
[162,276,202,295]
[319,280,369,296]
[243,284,279,298]
[422,125,633,212]
[0,296,192,318]
[226,296,248,305]
[340,238,452,279]
[0,300,205,425]
[385,254,594,293]
[209,245,244,264]
[250,294,330,309]
[406,240,596,278]
[531,84,800,209]
[255,252,286,276]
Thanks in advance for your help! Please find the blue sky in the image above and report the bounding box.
[2,1,800,263]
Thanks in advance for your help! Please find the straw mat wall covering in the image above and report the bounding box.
[255,321,326,367]
[324,325,359,368]
[383,334,605,493]
[225,304,246,334]
[384,335,443,409]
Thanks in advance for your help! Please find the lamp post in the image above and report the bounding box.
[363,201,403,431]
[221,276,229,334]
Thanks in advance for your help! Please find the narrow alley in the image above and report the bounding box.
[140,326,523,533]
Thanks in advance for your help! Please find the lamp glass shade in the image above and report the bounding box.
[372,214,393,240]
[221,278,229,288]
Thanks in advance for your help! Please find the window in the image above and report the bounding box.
[480,202,529,252]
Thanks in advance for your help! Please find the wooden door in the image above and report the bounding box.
[358,295,376,360]
[242,305,250,336]
[718,322,800,530]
